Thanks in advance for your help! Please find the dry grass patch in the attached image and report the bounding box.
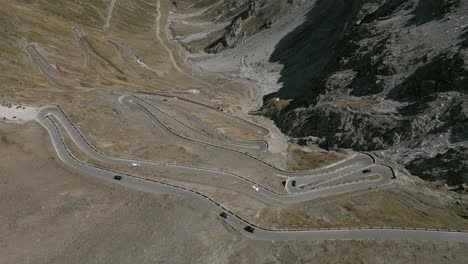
[286,145,345,171]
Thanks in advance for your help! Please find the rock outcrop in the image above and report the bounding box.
[204,0,302,53]
[408,146,468,186]
[255,0,468,186]
[173,0,468,186]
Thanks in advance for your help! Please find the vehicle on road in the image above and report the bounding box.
[219,212,229,219]
[244,226,255,233]
[34,104,468,243]
[362,169,372,174]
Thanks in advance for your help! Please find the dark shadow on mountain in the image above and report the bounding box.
[361,0,413,24]
[408,146,468,186]
[405,0,461,27]
[388,51,468,101]
[387,25,468,102]
[263,0,466,105]
[264,0,364,104]
[448,99,468,144]
[460,29,468,48]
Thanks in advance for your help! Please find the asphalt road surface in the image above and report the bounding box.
[25,43,71,90]
[121,95,385,178]
[36,104,394,204]
[34,98,468,242]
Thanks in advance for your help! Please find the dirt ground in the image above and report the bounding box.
[1,0,468,262]
[1,122,468,264]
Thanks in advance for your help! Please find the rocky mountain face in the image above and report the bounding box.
[203,0,288,53]
[172,0,303,53]
[174,0,468,187]
[409,146,468,186]
[255,0,468,187]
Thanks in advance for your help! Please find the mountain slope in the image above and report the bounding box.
[172,0,468,187]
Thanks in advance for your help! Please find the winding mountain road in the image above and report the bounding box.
[121,95,385,179]
[131,96,269,152]
[37,103,393,204]
[35,100,468,242]
[25,43,71,90]
[155,97,269,151]
[20,5,468,243]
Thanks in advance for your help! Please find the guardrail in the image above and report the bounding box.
[43,102,397,200]
[133,95,377,177]
[39,114,468,240]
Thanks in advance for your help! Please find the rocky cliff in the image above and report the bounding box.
[255,0,468,187]
[172,0,468,187]
[171,0,306,53]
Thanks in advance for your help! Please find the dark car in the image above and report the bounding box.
[244,226,255,233]
[219,212,229,219]
[113,175,122,180]
[291,180,297,187]
[362,169,372,174]
[163,99,167,102]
